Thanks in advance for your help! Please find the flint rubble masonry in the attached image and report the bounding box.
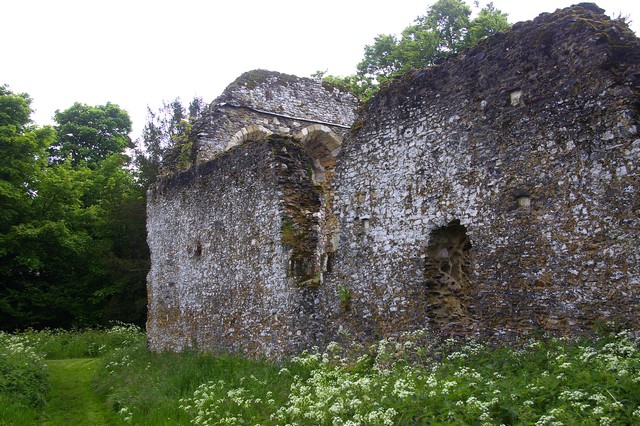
[147,3,640,356]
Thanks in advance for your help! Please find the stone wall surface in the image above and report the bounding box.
[194,70,358,163]
[147,3,640,357]
[327,3,640,341]
[147,136,326,356]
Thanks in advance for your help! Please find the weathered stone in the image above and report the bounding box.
[147,136,331,356]
[192,70,357,163]
[327,3,640,342]
[147,4,640,356]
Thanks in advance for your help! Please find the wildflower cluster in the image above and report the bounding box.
[0,332,48,407]
[99,322,144,374]
[178,330,640,425]
[179,377,278,425]
[105,321,145,348]
[271,345,398,425]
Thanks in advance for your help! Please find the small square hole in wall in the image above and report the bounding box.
[359,215,370,231]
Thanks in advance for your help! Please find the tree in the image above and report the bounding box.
[1,88,148,330]
[135,96,204,185]
[0,86,55,232]
[326,1,510,100]
[50,102,132,167]
[421,0,472,54]
[466,3,510,44]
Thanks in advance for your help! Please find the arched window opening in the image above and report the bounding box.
[298,124,342,185]
[225,125,272,151]
[424,220,474,333]
[294,125,343,281]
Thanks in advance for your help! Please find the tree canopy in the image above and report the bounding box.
[0,87,206,331]
[135,96,204,186]
[49,102,132,167]
[324,0,510,100]
[0,86,56,232]
[0,88,147,330]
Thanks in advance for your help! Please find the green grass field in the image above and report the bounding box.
[1,325,639,425]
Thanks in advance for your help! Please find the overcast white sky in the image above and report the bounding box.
[2,0,638,139]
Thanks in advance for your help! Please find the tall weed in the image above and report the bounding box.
[95,342,304,425]
[0,332,48,424]
[174,331,640,425]
[21,322,145,359]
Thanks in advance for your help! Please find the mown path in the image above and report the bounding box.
[41,358,111,426]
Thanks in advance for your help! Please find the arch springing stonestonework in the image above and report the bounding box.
[297,124,342,184]
[225,125,272,151]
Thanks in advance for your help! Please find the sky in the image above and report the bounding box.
[2,0,639,140]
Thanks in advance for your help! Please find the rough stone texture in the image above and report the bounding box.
[327,3,640,342]
[147,4,640,356]
[193,70,358,163]
[147,136,327,356]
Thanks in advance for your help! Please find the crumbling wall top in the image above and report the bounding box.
[357,2,639,127]
[193,69,358,163]
[216,69,357,127]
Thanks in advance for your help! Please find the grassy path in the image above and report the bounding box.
[41,358,111,426]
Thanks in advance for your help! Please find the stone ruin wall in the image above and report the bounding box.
[147,72,358,356]
[326,3,640,341]
[147,4,640,356]
[194,70,356,162]
[147,137,329,355]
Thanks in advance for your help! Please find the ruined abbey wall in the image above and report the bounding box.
[147,72,356,355]
[326,4,640,340]
[194,70,356,162]
[147,137,330,355]
[147,4,640,356]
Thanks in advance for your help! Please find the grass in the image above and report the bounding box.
[94,341,307,424]
[1,324,639,425]
[41,358,112,425]
[20,322,145,359]
[0,323,145,425]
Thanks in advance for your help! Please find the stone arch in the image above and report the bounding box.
[424,219,475,333]
[297,124,342,184]
[294,125,343,282]
[225,125,272,151]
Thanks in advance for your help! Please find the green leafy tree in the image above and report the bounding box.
[358,34,404,79]
[421,0,472,54]
[466,2,510,44]
[0,86,55,232]
[50,102,132,167]
[135,96,204,185]
[326,1,510,100]
[0,86,92,328]
[1,88,148,330]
